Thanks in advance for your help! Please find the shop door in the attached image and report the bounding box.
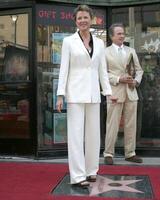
[111,4,160,153]
[0,8,35,155]
[36,4,107,156]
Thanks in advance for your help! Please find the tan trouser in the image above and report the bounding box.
[104,98,137,158]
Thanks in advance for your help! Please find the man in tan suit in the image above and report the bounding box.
[104,23,143,165]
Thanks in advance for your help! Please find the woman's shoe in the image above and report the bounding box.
[71,180,90,188]
[87,175,97,182]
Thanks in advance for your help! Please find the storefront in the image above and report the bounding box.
[0,0,160,157]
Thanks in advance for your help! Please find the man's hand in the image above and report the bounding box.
[128,79,137,89]
[56,96,63,112]
[119,75,133,84]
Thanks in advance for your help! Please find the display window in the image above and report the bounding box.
[0,12,31,139]
[112,4,160,148]
[36,4,107,148]
[0,84,30,138]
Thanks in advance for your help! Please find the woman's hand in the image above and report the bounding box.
[107,95,118,104]
[56,96,64,112]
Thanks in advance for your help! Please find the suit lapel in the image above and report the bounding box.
[73,32,91,59]
[124,46,132,67]
[92,35,105,61]
[92,35,97,60]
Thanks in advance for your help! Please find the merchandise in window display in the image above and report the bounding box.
[53,113,67,144]
[0,95,30,138]
[45,110,52,130]
[52,33,71,64]
[53,78,67,110]
[44,132,53,145]
[140,53,160,139]
[3,45,29,81]
[42,73,67,144]
[47,92,52,109]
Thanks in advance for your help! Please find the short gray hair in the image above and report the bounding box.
[109,23,125,38]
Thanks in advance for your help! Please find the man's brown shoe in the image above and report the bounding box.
[125,155,143,163]
[104,156,113,165]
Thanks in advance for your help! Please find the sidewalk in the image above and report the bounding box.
[0,156,160,166]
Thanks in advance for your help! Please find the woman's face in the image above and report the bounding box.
[75,11,92,32]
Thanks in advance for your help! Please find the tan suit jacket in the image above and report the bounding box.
[105,44,143,102]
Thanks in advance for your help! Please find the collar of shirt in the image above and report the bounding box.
[112,43,126,56]
[78,31,93,57]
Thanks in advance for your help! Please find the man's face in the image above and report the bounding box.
[111,26,125,46]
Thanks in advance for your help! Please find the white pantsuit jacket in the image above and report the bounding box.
[57,32,112,101]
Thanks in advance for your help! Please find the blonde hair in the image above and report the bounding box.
[73,4,94,21]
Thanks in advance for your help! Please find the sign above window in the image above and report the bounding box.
[36,4,106,27]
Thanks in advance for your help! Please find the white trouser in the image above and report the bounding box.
[67,103,100,184]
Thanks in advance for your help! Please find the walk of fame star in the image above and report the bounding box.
[89,175,144,196]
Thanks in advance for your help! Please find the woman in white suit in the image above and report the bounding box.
[56,5,115,187]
